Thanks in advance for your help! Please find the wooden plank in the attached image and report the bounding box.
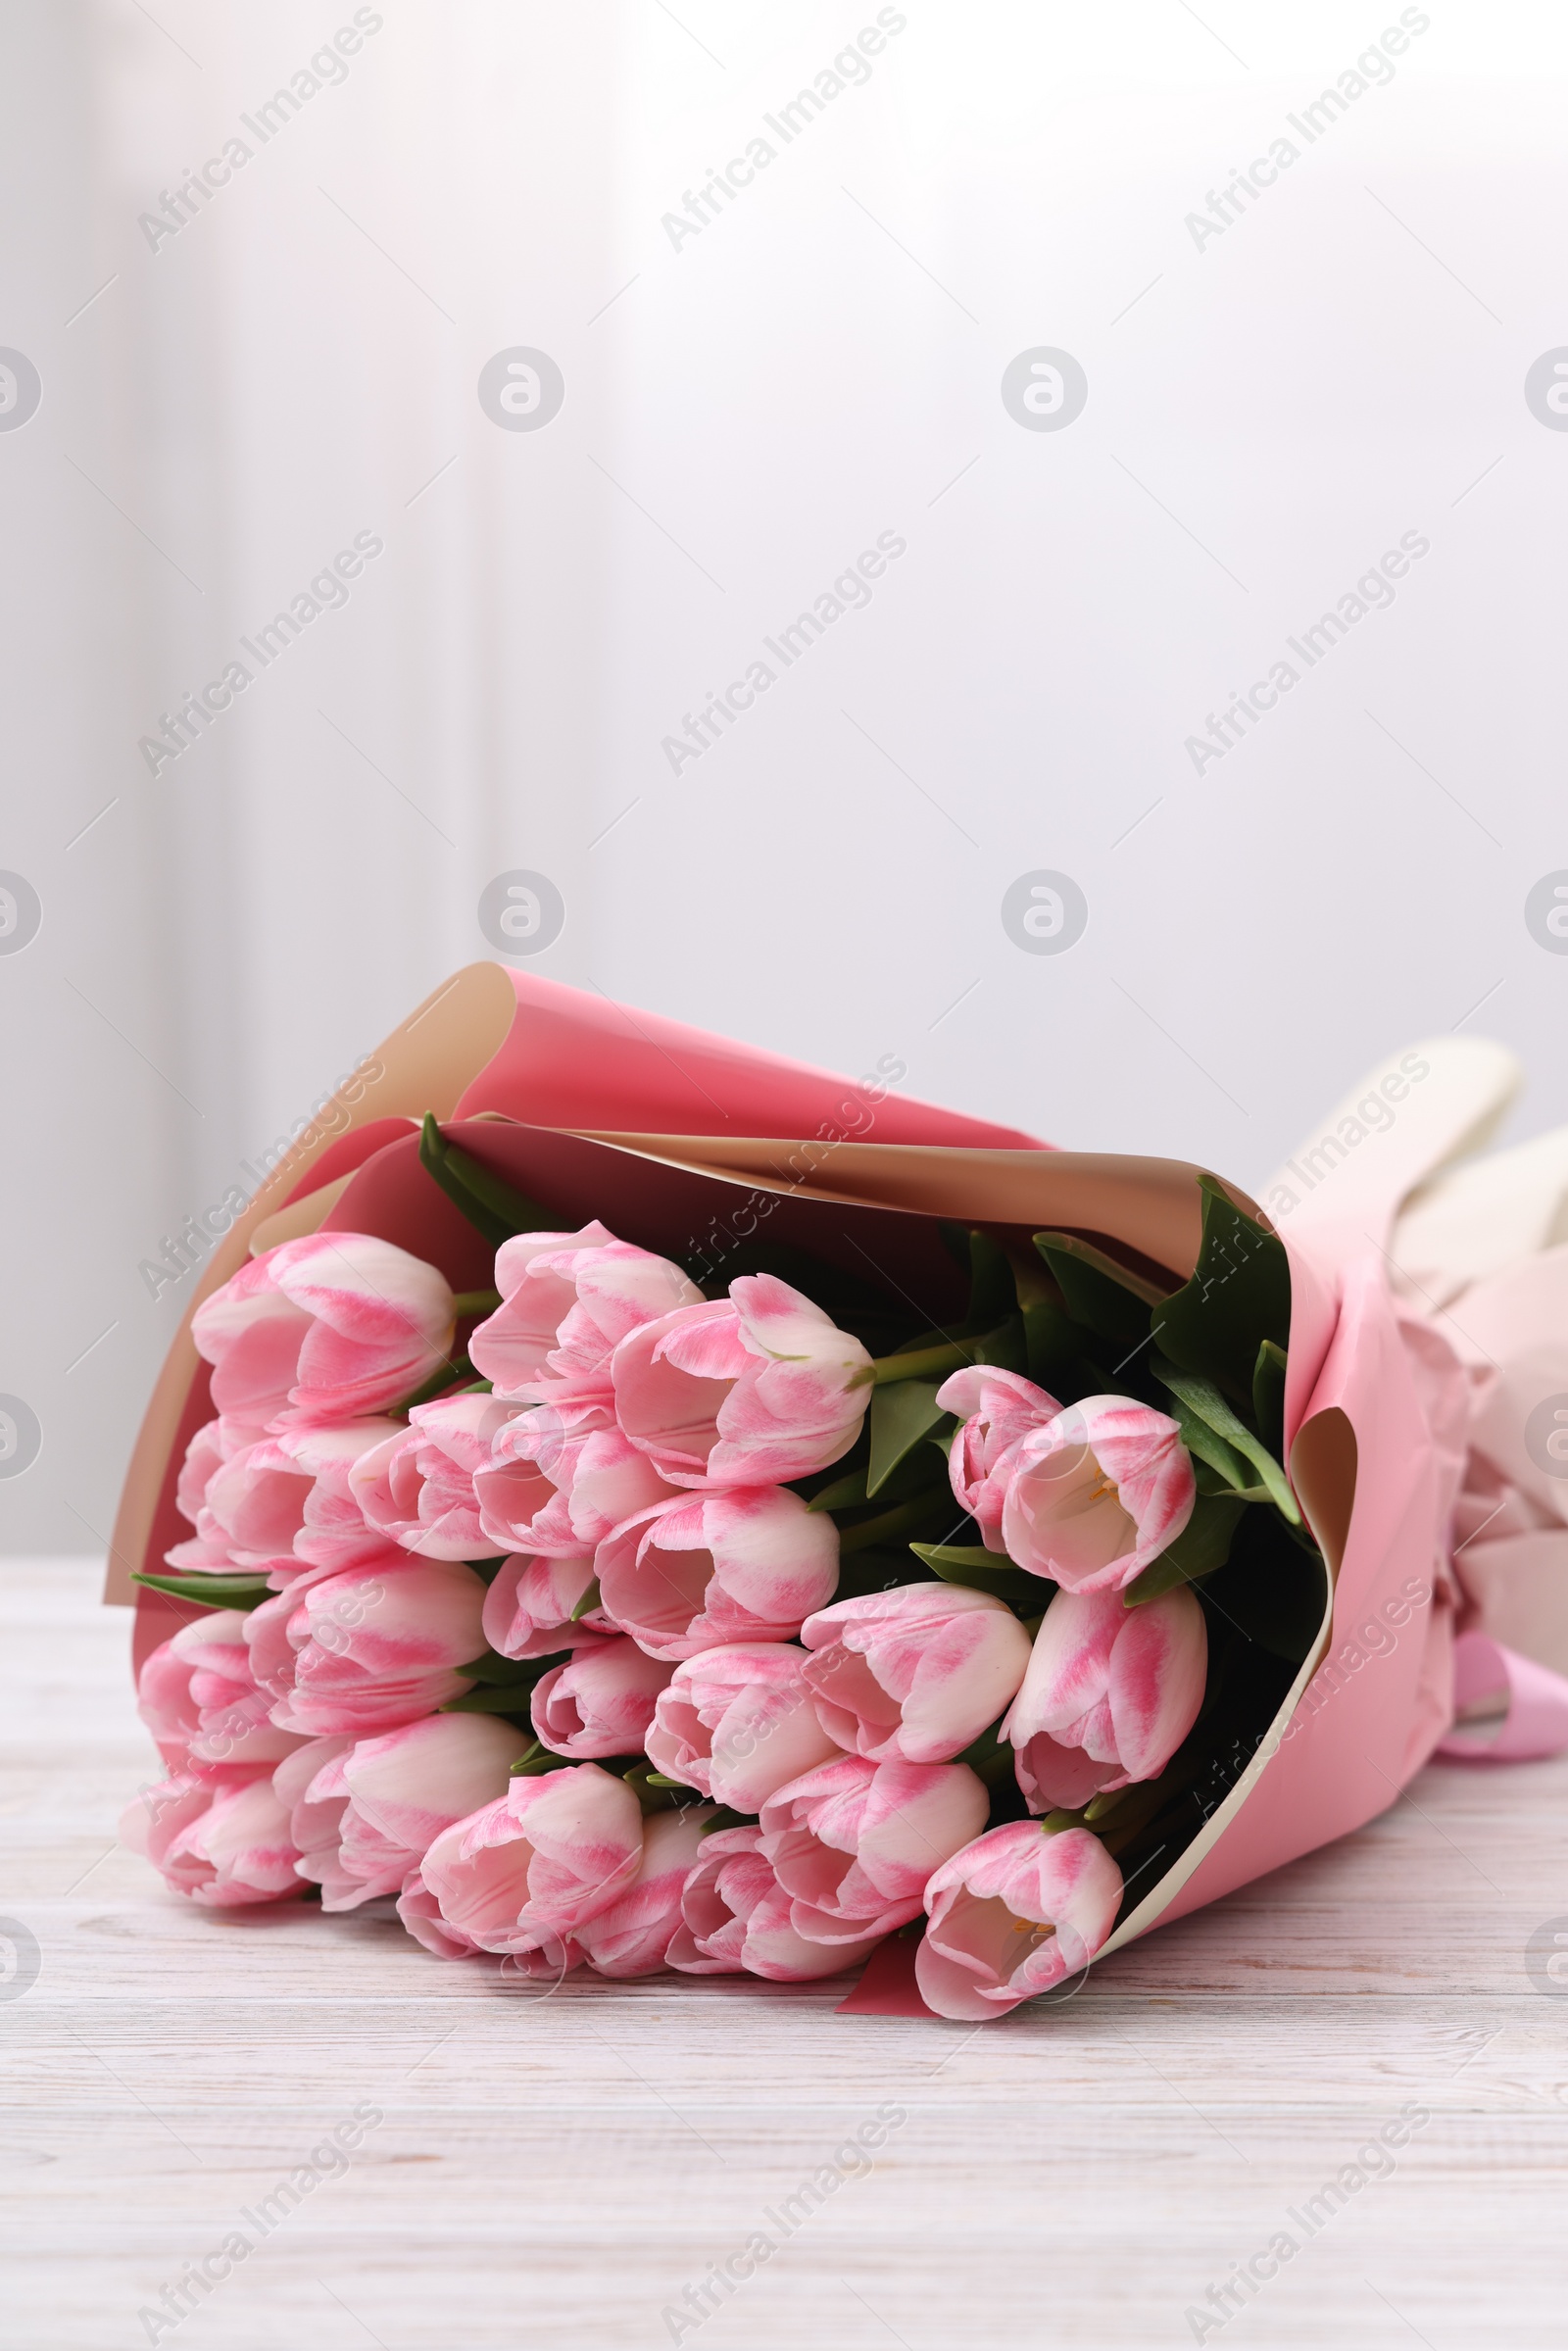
[4,1561,1566,2348]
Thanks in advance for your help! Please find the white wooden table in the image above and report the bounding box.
[6,1558,1567,2350]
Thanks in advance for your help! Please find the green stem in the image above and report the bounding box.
[836,1494,956,1555]
[451,1289,502,1317]
[869,1339,976,1386]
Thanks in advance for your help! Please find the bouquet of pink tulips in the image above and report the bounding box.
[121,968,1568,2021]
[119,969,1331,2022]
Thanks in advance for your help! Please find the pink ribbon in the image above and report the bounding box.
[1435,1631,1568,1762]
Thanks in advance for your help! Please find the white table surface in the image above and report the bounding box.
[5,1557,1567,2351]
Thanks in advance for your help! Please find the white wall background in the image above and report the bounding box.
[5,0,1567,1548]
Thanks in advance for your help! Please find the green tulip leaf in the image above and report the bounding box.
[131,1570,272,1611]
[962,1229,1020,1332]
[419,1113,554,1249]
[867,1379,950,1498]
[1253,1339,1288,1457]
[908,1542,1044,1610]
[1152,1353,1298,1523]
[1033,1233,1168,1346]
[1152,1174,1291,1408]
[1122,1493,1248,1605]
[457,1650,557,1688]
[808,1468,869,1513]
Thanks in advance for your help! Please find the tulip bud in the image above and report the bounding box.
[469,1224,703,1404]
[800,1582,1032,1763]
[530,1638,673,1759]
[137,1610,304,1772]
[760,1752,989,1943]
[936,1365,1062,1547]
[1004,1585,1208,1811]
[611,1274,873,1487]
[915,1822,1124,2019]
[193,1232,458,1430]
[349,1394,519,1559]
[277,1714,523,1909]
[646,1642,842,1811]
[417,1761,644,1961]
[246,1557,487,1735]
[666,1825,882,1981]
[997,1395,1197,1593]
[596,1487,839,1660]
[120,1769,306,1909]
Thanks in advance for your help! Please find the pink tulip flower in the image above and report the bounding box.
[997,1395,1197,1594]
[915,1822,1124,2019]
[937,1365,1062,1548]
[575,1809,715,1979]
[273,1416,405,1572]
[645,1642,843,1811]
[174,1418,229,1523]
[277,1714,523,1910]
[397,1865,484,1959]
[349,1394,518,1560]
[137,1610,304,1771]
[530,1638,673,1759]
[469,1222,703,1404]
[611,1274,873,1488]
[475,1402,679,1557]
[172,1415,303,1546]
[121,1769,306,1909]
[193,1232,458,1429]
[270,1732,353,1880]
[481,1552,616,1659]
[596,1487,840,1660]
[800,1584,1032,1764]
[199,1438,313,1568]
[666,1825,881,1980]
[418,1761,644,1962]
[245,1557,487,1734]
[760,1753,990,1944]
[1004,1585,1208,1812]
[163,1530,251,1580]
